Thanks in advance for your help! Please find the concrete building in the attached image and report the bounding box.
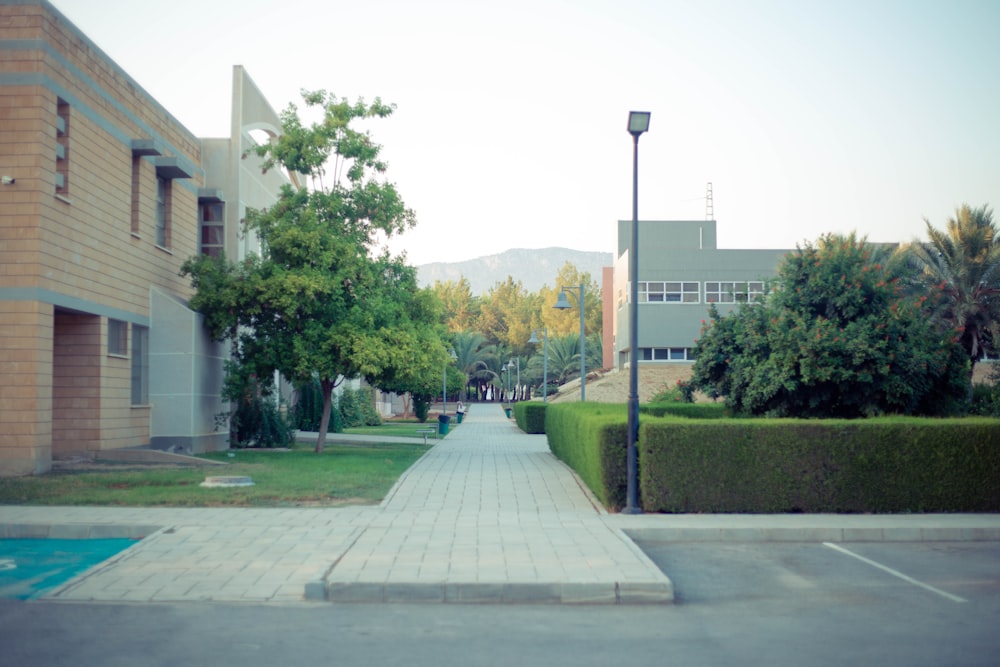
[608,219,790,371]
[0,0,294,475]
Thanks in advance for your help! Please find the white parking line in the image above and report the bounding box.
[823,542,967,603]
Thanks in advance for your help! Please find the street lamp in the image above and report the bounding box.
[624,110,650,515]
[507,358,520,402]
[553,283,586,401]
[527,328,549,402]
[443,348,457,416]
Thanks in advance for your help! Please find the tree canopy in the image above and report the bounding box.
[691,233,969,417]
[183,91,443,451]
[898,203,1000,391]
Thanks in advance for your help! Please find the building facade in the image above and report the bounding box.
[608,219,790,371]
[0,0,292,474]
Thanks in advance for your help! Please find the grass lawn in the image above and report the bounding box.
[342,419,446,438]
[0,442,428,508]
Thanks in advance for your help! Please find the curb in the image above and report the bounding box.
[307,580,674,605]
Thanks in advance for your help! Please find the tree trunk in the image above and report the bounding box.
[316,379,334,454]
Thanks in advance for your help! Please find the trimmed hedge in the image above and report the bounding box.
[546,403,628,510]
[642,402,730,419]
[639,418,1000,513]
[513,402,547,433]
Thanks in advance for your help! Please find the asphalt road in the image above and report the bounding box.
[0,541,997,667]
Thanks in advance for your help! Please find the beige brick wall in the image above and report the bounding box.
[52,312,100,455]
[0,3,207,473]
[0,301,54,474]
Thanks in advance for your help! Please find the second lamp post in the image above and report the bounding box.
[553,283,586,402]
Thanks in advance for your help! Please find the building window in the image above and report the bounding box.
[55,98,69,195]
[640,281,699,303]
[640,347,696,362]
[155,177,171,248]
[130,156,142,235]
[131,325,149,405]
[108,319,128,356]
[705,281,765,304]
[199,201,225,257]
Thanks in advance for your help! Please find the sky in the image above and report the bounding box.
[51,0,1000,266]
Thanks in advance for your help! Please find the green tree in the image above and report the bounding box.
[477,277,539,353]
[433,278,481,334]
[691,233,968,417]
[538,263,602,339]
[451,331,497,400]
[899,203,1000,393]
[182,90,441,452]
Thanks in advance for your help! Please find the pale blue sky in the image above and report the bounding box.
[53,0,1000,265]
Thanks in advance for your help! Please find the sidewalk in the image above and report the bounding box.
[1,404,998,605]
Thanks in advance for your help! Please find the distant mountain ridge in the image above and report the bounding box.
[417,247,614,295]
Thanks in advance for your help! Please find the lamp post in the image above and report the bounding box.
[507,358,520,402]
[527,328,549,402]
[624,110,650,515]
[553,283,586,401]
[443,348,457,416]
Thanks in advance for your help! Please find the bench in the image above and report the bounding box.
[415,428,437,445]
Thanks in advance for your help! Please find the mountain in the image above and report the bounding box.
[417,247,614,295]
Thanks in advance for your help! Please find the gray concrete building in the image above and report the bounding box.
[608,219,790,371]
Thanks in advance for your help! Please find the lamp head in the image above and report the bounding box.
[628,111,651,137]
[527,331,540,344]
[553,290,572,310]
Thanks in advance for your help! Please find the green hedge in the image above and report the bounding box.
[639,418,1000,513]
[545,403,628,509]
[513,402,547,433]
[642,402,730,419]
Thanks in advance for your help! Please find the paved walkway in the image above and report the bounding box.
[2,404,998,605]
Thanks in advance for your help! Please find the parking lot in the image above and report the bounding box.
[632,539,1000,665]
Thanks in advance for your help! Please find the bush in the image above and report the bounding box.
[546,403,629,510]
[413,395,431,423]
[651,379,695,403]
[217,359,293,448]
[290,377,324,431]
[513,402,547,433]
[639,417,1000,513]
[338,387,382,428]
[971,382,1000,417]
[642,403,730,419]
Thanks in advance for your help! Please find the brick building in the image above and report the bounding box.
[0,0,293,474]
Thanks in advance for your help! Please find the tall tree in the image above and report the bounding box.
[900,204,1000,391]
[538,262,602,338]
[451,331,496,399]
[433,278,480,333]
[691,233,968,417]
[477,277,539,353]
[182,90,441,452]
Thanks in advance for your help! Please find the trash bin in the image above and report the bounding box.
[456,412,464,424]
[437,414,451,435]
[504,407,512,418]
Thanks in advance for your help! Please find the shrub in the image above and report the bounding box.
[514,402,547,433]
[639,417,1000,513]
[546,403,628,510]
[219,361,293,448]
[651,379,695,403]
[338,387,382,428]
[413,395,431,423]
[290,377,324,431]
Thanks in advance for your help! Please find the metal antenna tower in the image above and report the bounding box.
[705,182,714,220]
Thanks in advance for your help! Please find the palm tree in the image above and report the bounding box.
[902,203,1000,391]
[452,331,496,401]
